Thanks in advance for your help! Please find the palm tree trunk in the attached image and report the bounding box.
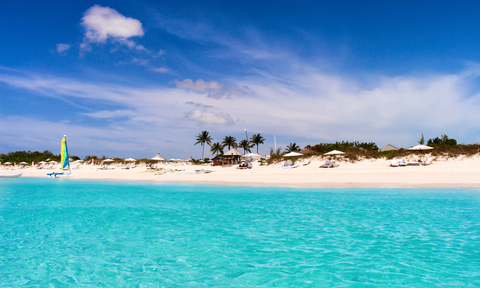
[202,143,205,159]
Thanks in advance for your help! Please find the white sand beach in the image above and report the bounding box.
[8,155,480,188]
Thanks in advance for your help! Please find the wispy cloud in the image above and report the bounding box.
[1,66,480,157]
[152,67,169,73]
[186,110,234,125]
[175,79,247,99]
[56,43,71,53]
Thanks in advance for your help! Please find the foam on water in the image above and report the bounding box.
[1,178,480,286]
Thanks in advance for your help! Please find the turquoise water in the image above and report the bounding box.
[1,179,480,287]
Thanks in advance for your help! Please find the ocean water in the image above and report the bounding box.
[1,178,479,287]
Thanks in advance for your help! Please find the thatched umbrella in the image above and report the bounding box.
[407,145,433,161]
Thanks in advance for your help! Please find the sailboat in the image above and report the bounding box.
[47,135,78,178]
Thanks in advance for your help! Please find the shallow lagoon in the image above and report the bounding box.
[1,178,480,286]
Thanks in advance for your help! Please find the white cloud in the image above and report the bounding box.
[175,79,247,99]
[152,67,169,73]
[83,109,136,119]
[186,110,235,125]
[81,5,144,50]
[2,68,480,158]
[56,43,71,53]
[135,45,149,52]
[175,79,223,92]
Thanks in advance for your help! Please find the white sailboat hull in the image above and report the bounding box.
[0,173,22,178]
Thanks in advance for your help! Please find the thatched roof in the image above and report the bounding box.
[224,148,242,156]
[300,147,315,155]
[150,153,166,160]
[379,144,399,152]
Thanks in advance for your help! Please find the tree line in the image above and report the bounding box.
[194,131,265,159]
[0,150,80,164]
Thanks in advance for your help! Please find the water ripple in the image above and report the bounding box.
[1,179,480,286]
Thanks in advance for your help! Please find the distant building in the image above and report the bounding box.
[379,144,399,152]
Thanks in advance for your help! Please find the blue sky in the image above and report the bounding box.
[1,1,480,159]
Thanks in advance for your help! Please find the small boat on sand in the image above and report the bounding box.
[0,173,22,178]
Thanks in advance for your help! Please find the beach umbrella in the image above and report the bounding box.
[151,153,166,165]
[407,144,434,161]
[49,160,58,163]
[102,159,115,162]
[324,150,345,156]
[243,153,262,158]
[38,161,47,164]
[19,162,27,165]
[407,144,434,151]
[283,152,303,157]
[124,158,136,162]
[4,162,12,165]
[151,153,166,161]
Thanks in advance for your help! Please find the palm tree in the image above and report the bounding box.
[238,139,253,155]
[222,136,237,150]
[285,142,301,153]
[210,142,224,156]
[250,134,265,153]
[194,131,213,160]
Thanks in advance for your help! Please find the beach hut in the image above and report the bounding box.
[300,146,316,155]
[379,144,399,152]
[224,148,242,166]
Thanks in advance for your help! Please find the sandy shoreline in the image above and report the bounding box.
[4,155,480,188]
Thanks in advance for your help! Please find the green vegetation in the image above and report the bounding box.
[285,143,301,153]
[194,131,213,160]
[250,134,265,153]
[238,139,253,154]
[418,133,425,145]
[427,134,457,147]
[311,141,378,153]
[0,150,69,164]
[222,136,237,150]
[210,142,224,156]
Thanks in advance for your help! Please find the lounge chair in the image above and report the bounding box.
[389,160,399,167]
[302,159,311,166]
[121,164,131,169]
[422,158,433,166]
[320,160,338,168]
[398,159,407,166]
[284,161,299,169]
[280,160,293,168]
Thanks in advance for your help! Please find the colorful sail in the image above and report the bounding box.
[61,135,70,172]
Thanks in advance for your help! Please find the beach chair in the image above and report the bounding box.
[320,160,334,168]
[284,161,299,169]
[280,160,293,168]
[121,164,131,169]
[302,159,311,166]
[398,159,407,166]
[389,160,399,167]
[422,158,433,166]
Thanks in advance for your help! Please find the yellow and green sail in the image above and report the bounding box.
[61,135,70,172]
